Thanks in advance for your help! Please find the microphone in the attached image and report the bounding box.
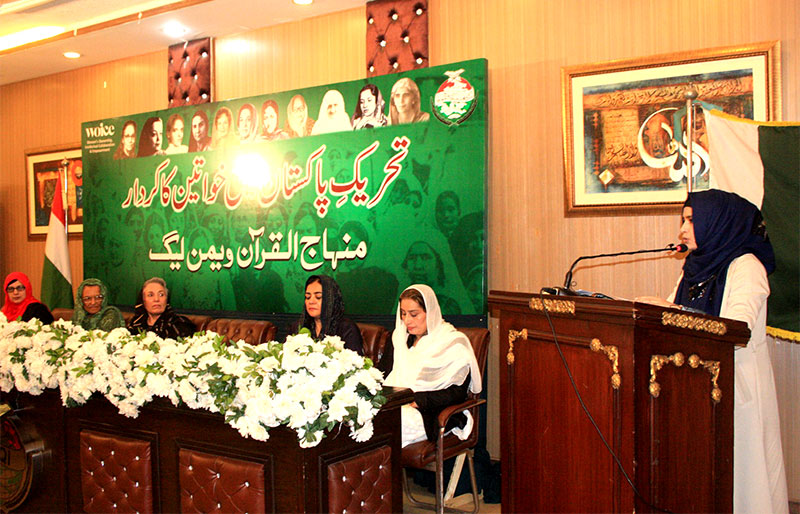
[561,243,684,290]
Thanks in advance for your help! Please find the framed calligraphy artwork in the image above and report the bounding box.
[25,145,83,236]
[561,41,781,214]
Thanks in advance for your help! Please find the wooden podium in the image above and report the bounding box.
[489,291,749,513]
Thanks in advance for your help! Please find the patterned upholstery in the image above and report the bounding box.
[179,448,266,514]
[366,0,429,76]
[168,37,213,107]
[80,429,154,514]
[356,322,390,367]
[327,445,392,513]
[205,318,277,345]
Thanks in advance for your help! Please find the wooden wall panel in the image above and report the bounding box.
[214,9,366,101]
[1,0,798,481]
[430,0,799,303]
[0,52,165,296]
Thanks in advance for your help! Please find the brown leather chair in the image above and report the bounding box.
[51,308,74,321]
[356,322,390,366]
[400,326,490,514]
[205,318,277,346]
[183,314,211,333]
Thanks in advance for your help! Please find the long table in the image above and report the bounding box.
[0,387,412,513]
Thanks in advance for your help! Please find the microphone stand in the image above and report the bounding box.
[562,243,681,290]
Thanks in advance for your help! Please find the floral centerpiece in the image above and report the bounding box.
[0,313,386,447]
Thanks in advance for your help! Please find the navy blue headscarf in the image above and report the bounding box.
[674,189,775,316]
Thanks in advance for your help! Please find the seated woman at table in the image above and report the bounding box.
[127,277,194,339]
[2,272,54,324]
[73,278,124,331]
[382,284,481,447]
[637,189,788,513]
[294,275,363,355]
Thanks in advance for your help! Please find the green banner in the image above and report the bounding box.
[82,59,487,316]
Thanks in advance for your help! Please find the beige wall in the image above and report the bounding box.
[1,0,798,481]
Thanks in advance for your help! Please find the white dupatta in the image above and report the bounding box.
[384,285,482,395]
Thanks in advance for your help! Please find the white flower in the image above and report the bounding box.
[0,316,385,446]
[352,420,374,442]
[145,372,172,397]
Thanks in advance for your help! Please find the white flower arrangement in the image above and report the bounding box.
[0,315,386,448]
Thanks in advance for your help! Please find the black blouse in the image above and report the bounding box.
[21,302,54,324]
[307,318,364,356]
[127,306,195,339]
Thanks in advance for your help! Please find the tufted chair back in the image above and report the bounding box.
[356,322,390,366]
[52,308,74,321]
[205,318,277,346]
[183,314,211,333]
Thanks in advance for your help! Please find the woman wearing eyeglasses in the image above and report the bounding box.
[2,272,54,324]
[73,278,124,331]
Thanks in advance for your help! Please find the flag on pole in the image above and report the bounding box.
[705,109,800,338]
[40,172,74,309]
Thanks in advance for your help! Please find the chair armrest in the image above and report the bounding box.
[437,398,486,428]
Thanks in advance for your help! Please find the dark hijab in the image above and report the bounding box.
[674,189,775,316]
[298,275,345,338]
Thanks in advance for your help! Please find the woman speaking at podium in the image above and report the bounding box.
[641,189,788,513]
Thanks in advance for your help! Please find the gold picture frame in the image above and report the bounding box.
[561,41,781,215]
[25,144,83,236]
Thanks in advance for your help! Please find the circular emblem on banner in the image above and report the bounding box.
[432,68,477,126]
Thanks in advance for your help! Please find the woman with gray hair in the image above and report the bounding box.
[127,277,194,339]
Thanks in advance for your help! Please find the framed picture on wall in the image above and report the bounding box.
[561,41,781,214]
[25,145,83,236]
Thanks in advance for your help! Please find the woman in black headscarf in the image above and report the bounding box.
[295,275,363,355]
[640,189,787,513]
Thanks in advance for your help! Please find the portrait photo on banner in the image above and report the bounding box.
[81,59,487,316]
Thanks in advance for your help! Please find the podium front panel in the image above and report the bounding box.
[490,291,747,514]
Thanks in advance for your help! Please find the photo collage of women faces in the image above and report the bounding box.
[113,77,430,160]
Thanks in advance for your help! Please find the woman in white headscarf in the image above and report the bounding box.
[383,284,482,447]
[311,89,352,135]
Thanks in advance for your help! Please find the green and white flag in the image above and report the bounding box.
[40,175,73,309]
[706,109,800,338]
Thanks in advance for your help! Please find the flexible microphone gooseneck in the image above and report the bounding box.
[563,243,687,289]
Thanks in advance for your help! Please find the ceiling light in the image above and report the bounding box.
[0,0,55,16]
[63,51,81,59]
[293,0,313,5]
[162,21,189,39]
[0,25,64,52]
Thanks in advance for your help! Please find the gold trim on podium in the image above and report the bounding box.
[507,329,527,365]
[529,297,576,315]
[589,338,620,389]
[649,352,722,403]
[661,311,727,336]
[688,353,722,403]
